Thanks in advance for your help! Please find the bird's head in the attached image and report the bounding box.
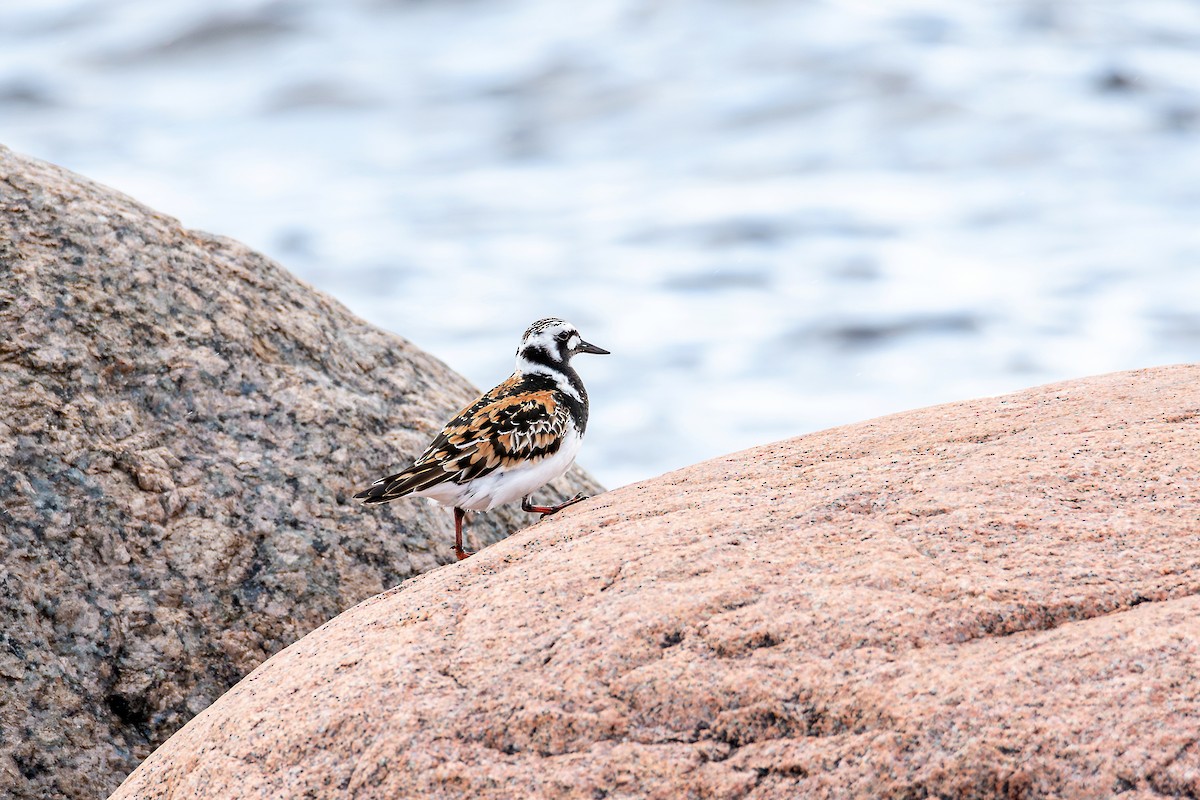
[516,317,609,372]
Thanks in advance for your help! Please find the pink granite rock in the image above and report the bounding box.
[112,365,1200,799]
[0,145,599,800]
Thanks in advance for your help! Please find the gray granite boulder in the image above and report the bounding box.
[0,145,600,800]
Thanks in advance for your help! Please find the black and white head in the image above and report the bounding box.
[515,318,609,376]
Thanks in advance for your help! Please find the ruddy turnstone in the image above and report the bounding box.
[354,318,609,560]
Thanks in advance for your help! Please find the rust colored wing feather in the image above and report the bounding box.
[354,373,570,504]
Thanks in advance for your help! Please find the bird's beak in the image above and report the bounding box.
[576,339,610,355]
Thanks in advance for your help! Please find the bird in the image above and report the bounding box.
[354,318,609,560]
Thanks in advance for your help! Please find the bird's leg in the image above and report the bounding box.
[521,492,589,516]
[453,507,473,560]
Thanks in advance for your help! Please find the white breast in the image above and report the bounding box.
[412,425,584,512]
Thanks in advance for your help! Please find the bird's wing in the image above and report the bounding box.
[354,375,570,504]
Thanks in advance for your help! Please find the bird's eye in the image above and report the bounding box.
[556,331,571,342]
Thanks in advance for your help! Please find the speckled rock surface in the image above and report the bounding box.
[0,145,600,800]
[111,364,1200,799]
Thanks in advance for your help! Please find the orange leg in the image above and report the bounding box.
[454,507,473,560]
[521,492,588,516]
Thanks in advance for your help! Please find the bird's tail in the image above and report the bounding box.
[353,461,449,504]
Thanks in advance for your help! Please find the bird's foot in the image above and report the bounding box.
[521,492,589,517]
[452,507,474,560]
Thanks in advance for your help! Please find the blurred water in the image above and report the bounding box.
[3,0,1199,488]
